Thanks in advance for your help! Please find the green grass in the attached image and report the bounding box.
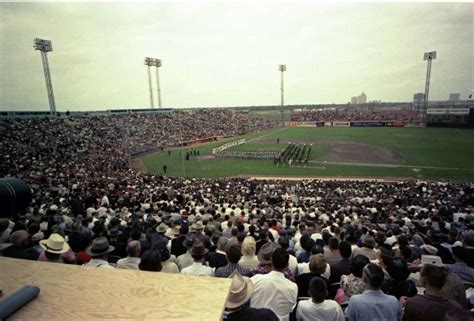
[249,110,289,121]
[229,143,285,152]
[141,127,474,181]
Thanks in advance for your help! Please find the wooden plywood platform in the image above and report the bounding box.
[0,257,231,320]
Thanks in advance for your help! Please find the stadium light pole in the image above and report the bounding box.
[279,64,286,123]
[33,38,56,116]
[154,59,162,108]
[423,51,436,114]
[144,57,155,108]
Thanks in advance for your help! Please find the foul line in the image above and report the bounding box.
[247,127,287,143]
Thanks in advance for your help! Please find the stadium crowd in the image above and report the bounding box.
[0,109,473,321]
[291,107,424,123]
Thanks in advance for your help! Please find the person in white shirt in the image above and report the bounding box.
[296,277,344,321]
[181,241,214,276]
[116,240,141,270]
[250,248,298,321]
[84,237,115,269]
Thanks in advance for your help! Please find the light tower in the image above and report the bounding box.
[144,57,155,108]
[33,38,56,115]
[423,51,437,112]
[153,59,162,108]
[279,64,287,122]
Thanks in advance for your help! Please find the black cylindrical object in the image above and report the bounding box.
[0,285,40,319]
[0,178,32,218]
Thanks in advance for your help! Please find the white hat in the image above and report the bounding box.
[225,271,254,309]
[40,233,70,254]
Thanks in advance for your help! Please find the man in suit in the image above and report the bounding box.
[171,225,188,257]
[207,236,228,269]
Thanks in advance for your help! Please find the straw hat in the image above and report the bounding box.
[156,223,168,233]
[40,233,70,254]
[193,221,204,230]
[170,226,180,236]
[225,271,254,309]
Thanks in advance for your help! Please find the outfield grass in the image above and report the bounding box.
[141,127,474,181]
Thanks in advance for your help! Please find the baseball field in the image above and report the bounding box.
[139,127,474,181]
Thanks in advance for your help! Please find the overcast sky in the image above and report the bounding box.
[0,2,472,111]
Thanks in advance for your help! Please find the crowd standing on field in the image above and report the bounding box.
[0,109,473,321]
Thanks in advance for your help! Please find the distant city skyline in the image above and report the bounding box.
[0,2,472,111]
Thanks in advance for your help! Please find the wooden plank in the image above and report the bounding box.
[0,257,231,320]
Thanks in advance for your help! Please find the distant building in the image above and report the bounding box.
[449,93,460,102]
[357,92,367,104]
[350,93,367,105]
[413,93,424,103]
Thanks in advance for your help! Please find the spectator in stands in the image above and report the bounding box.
[158,247,179,273]
[148,223,170,251]
[352,236,377,260]
[296,254,329,298]
[170,225,188,257]
[445,245,474,283]
[254,242,295,281]
[324,237,342,265]
[225,271,278,321]
[239,236,259,269]
[108,225,127,258]
[403,264,464,321]
[116,240,141,270]
[37,233,75,264]
[181,241,214,276]
[207,236,228,269]
[337,255,370,303]
[297,235,315,263]
[278,236,298,276]
[296,277,345,321]
[440,269,469,309]
[250,248,298,321]
[177,235,195,270]
[381,257,417,300]
[330,241,352,283]
[84,237,115,268]
[139,250,162,272]
[345,263,402,321]
[215,245,251,277]
[462,231,474,268]
[3,230,39,260]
